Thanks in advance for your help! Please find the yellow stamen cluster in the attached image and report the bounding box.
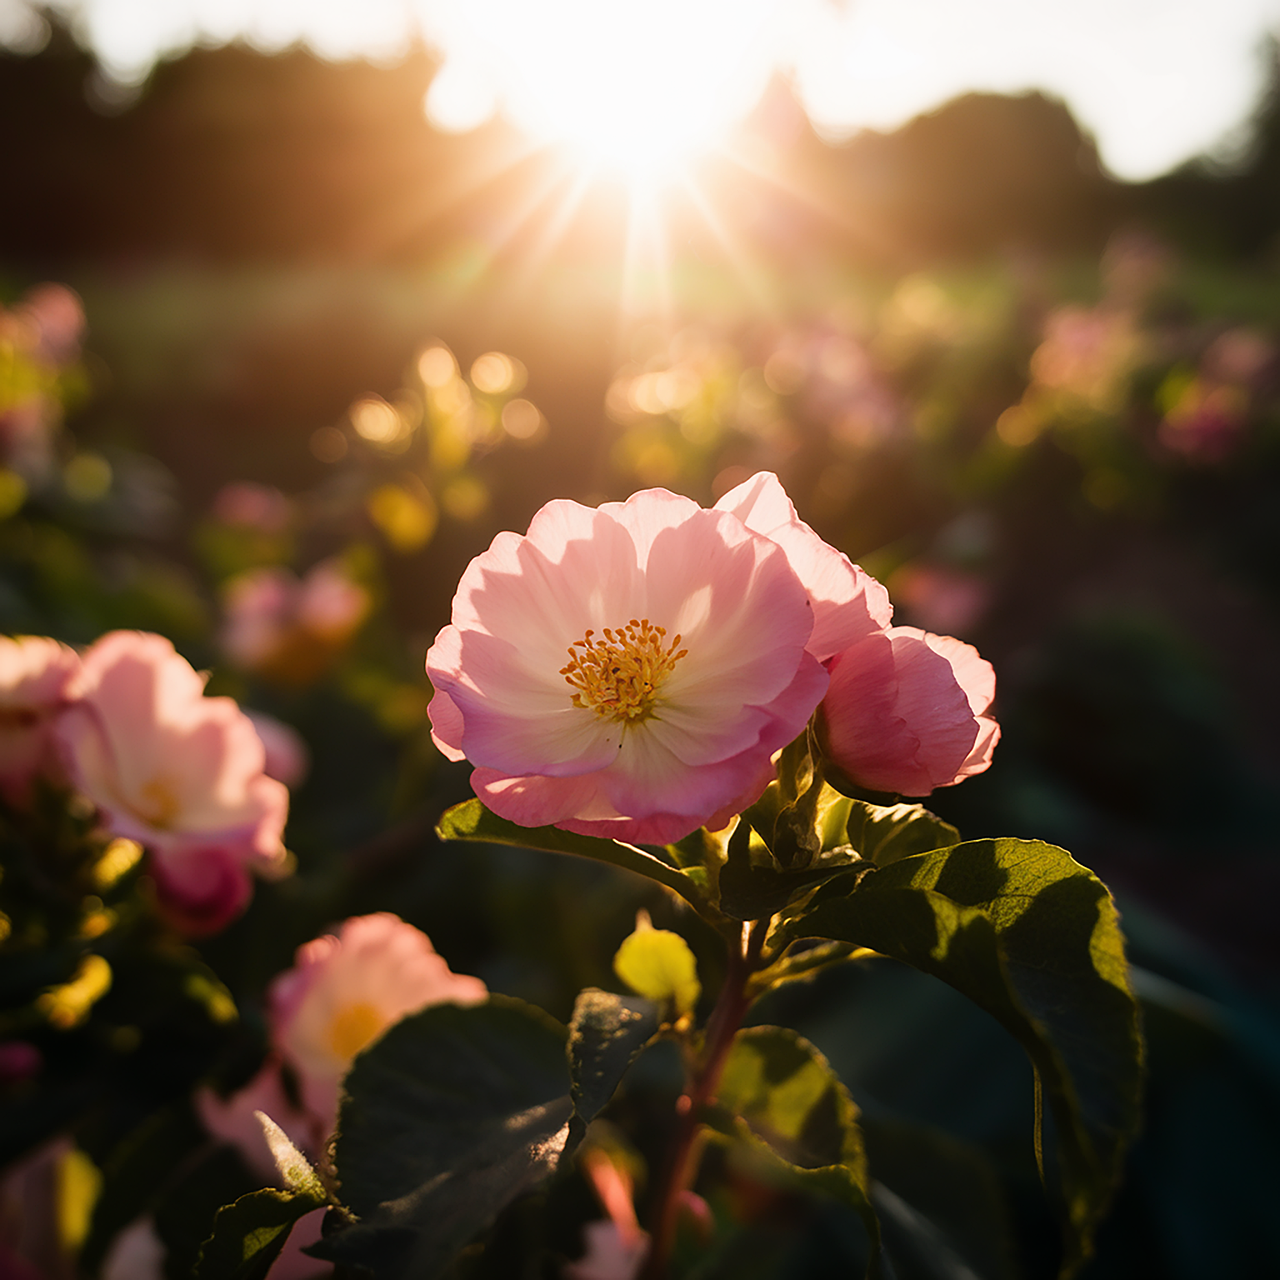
[561,619,688,723]
[137,778,180,830]
[328,1000,385,1062]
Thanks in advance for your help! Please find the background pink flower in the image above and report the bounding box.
[199,913,485,1193]
[220,560,371,685]
[55,631,289,932]
[0,636,80,801]
[818,625,999,796]
[427,486,829,843]
[269,912,487,1125]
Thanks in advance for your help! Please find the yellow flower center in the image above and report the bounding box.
[560,619,688,723]
[136,778,180,830]
[327,1000,385,1063]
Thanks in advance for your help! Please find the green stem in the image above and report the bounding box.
[640,918,767,1279]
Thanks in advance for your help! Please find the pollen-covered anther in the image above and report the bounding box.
[560,618,688,722]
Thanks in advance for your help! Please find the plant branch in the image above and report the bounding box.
[640,917,768,1279]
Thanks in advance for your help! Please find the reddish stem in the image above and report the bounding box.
[640,920,766,1280]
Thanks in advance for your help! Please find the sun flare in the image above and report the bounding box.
[423,0,779,184]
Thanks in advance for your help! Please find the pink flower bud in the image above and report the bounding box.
[818,626,999,796]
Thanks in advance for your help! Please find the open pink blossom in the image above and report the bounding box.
[269,912,487,1125]
[55,631,289,932]
[817,626,999,796]
[0,637,80,800]
[714,471,892,662]
[427,486,831,843]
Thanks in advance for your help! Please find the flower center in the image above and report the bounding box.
[561,619,688,723]
[136,777,180,830]
[327,1000,385,1063]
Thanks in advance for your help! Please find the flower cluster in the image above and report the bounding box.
[0,630,290,933]
[427,473,998,843]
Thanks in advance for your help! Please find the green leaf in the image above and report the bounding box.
[255,1112,325,1200]
[567,988,661,1144]
[844,801,960,867]
[194,1186,325,1280]
[314,996,572,1279]
[797,838,1143,1276]
[712,1025,881,1276]
[613,926,701,1015]
[437,799,726,929]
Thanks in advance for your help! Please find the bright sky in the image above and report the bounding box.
[3,0,1279,180]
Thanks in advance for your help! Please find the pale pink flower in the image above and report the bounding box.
[102,1217,165,1280]
[211,482,293,533]
[427,486,831,843]
[15,284,84,364]
[268,913,487,1126]
[221,561,370,683]
[0,637,80,800]
[818,626,999,796]
[564,1222,648,1280]
[713,472,892,662]
[55,632,289,932]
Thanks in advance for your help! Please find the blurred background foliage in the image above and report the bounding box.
[2,11,1280,1278]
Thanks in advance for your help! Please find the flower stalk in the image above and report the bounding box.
[641,917,769,1279]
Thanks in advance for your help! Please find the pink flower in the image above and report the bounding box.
[211,482,293,533]
[102,1218,165,1280]
[0,637,80,800]
[564,1222,648,1280]
[269,913,487,1126]
[818,626,999,796]
[221,561,370,685]
[199,913,485,1203]
[55,632,289,932]
[427,485,832,843]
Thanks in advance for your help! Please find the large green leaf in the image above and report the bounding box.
[567,988,661,1145]
[796,838,1143,1275]
[194,1187,325,1280]
[437,800,726,929]
[711,1025,881,1276]
[313,996,572,1279]
[843,801,960,867]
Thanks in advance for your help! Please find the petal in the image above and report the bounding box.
[920,630,997,717]
[716,471,893,661]
[440,629,621,775]
[149,846,254,935]
[426,685,466,762]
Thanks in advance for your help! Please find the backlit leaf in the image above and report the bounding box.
[796,838,1143,1275]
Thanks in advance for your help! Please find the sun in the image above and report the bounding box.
[423,0,779,186]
